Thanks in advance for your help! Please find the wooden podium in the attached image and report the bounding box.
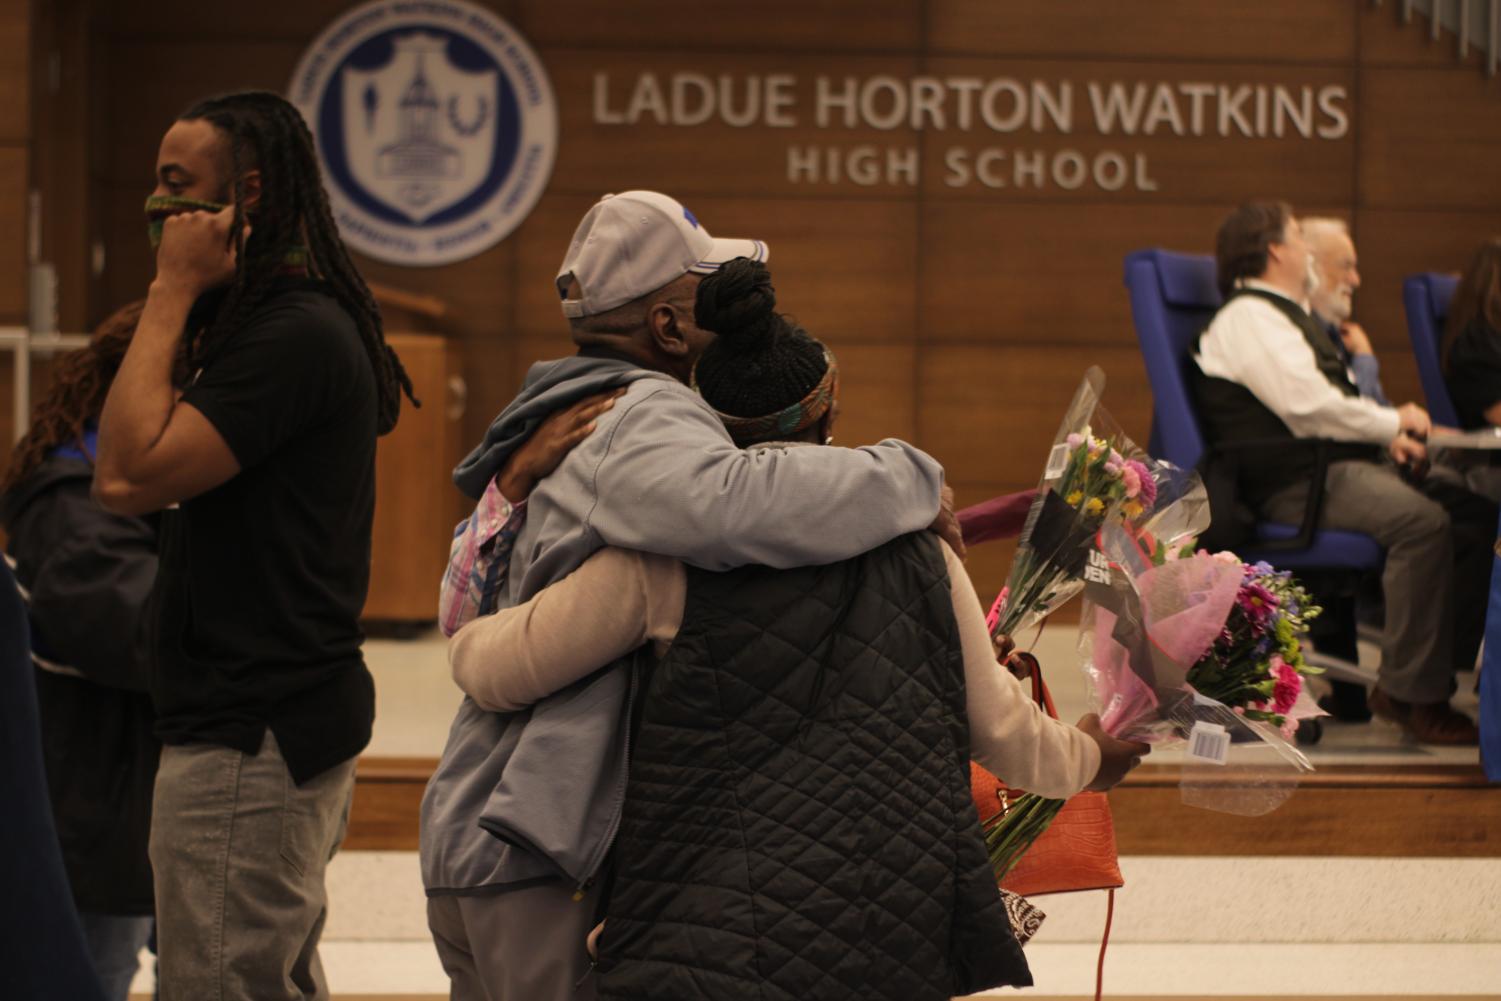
[363,331,467,624]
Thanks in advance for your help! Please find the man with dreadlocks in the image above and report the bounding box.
[95,90,413,1001]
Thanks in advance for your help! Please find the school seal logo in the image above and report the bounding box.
[290,0,556,266]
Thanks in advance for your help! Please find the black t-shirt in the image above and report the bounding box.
[151,280,378,784]
[1446,319,1501,430]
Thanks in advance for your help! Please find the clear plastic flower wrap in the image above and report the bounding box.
[988,367,1159,646]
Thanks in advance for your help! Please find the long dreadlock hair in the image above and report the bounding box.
[179,90,416,434]
[2,301,148,495]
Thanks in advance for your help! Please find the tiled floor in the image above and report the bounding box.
[125,618,1488,997]
[130,854,1501,996]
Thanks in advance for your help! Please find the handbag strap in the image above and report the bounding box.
[1008,651,1059,720]
[1094,887,1114,1001]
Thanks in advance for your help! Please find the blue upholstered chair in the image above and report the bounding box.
[1483,511,1501,781]
[1401,273,1462,429]
[1122,248,1381,700]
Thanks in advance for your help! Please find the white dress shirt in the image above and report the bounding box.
[1194,280,1400,445]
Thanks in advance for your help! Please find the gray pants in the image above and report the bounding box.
[149,731,356,1001]
[1261,459,1459,704]
[427,880,602,1001]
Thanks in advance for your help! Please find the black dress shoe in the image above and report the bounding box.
[1318,680,1373,723]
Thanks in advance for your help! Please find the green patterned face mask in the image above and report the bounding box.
[144,194,226,249]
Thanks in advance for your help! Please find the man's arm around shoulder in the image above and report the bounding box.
[587,385,945,570]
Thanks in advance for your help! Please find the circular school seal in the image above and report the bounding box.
[289,0,557,266]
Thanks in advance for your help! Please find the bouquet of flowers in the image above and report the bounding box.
[988,367,1160,644]
[984,473,1323,882]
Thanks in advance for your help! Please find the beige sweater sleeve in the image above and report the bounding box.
[942,544,1101,799]
[450,541,1098,799]
[448,547,685,713]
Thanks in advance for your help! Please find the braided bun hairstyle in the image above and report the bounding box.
[692,258,828,420]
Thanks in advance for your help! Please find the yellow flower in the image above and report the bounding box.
[1085,497,1105,516]
[1066,490,1084,506]
[1122,500,1144,520]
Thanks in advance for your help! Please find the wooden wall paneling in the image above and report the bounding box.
[31,0,94,334]
[97,0,521,41]
[919,202,1230,346]
[354,240,520,450]
[821,341,917,447]
[519,0,919,52]
[927,0,1355,64]
[513,193,921,346]
[542,51,923,198]
[1348,208,1501,410]
[346,757,1496,856]
[0,0,28,143]
[1357,67,1501,210]
[952,484,1021,610]
[0,147,27,321]
[918,60,1356,206]
[0,0,28,472]
[1113,765,1501,857]
[1356,1,1495,70]
[917,343,1154,489]
[104,40,304,184]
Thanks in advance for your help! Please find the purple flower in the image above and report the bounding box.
[1066,433,1084,449]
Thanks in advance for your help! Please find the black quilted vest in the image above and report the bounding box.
[1192,288,1381,507]
[596,533,1029,1001]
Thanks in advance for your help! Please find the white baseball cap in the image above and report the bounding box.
[556,191,769,318]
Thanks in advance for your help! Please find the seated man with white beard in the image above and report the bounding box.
[1300,216,1495,722]
[1192,200,1488,746]
[1304,217,1390,405]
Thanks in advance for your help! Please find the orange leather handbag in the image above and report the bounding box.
[971,653,1123,897]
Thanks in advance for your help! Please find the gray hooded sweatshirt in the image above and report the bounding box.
[420,352,944,895]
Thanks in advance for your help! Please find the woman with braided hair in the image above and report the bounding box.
[94,90,408,1001]
[2,302,168,1000]
[442,258,1147,1001]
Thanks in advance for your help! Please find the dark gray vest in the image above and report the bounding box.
[596,533,1028,1001]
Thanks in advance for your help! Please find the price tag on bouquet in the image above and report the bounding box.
[1043,443,1070,480]
[1186,721,1231,766]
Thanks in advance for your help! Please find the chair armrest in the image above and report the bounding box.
[1203,437,1336,552]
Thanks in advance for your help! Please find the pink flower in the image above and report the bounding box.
[1126,459,1157,509]
[986,586,1010,632]
[1236,580,1280,629]
[1213,551,1241,565]
[1272,659,1302,715]
[1066,433,1084,449]
[1121,464,1142,499]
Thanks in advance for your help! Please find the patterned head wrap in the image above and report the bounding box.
[696,349,839,447]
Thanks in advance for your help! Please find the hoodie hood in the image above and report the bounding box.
[0,442,96,530]
[452,354,676,499]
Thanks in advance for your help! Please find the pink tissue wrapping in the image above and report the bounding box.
[1090,552,1243,740]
